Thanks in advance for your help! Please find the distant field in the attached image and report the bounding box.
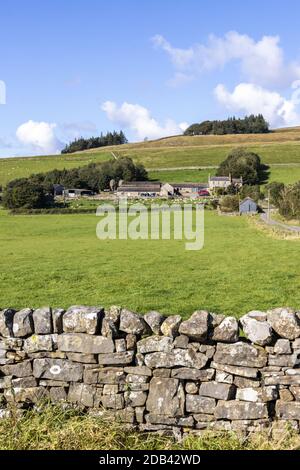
[149,168,215,183]
[2,128,300,186]
[149,165,300,185]
[268,165,300,184]
[0,210,299,316]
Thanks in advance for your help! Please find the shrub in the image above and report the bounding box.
[219,195,240,213]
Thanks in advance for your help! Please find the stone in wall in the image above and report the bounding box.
[12,309,33,337]
[63,306,104,335]
[211,317,239,343]
[178,311,209,341]
[0,309,15,338]
[144,311,166,335]
[119,309,150,335]
[101,306,121,338]
[57,333,114,354]
[214,342,267,368]
[33,358,83,382]
[146,378,185,416]
[160,315,181,338]
[267,308,300,340]
[32,307,53,335]
[240,312,273,346]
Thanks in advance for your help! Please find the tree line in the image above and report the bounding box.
[184,115,269,136]
[2,157,148,210]
[61,131,128,154]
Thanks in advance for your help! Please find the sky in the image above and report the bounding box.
[1,0,300,157]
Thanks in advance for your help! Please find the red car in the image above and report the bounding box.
[198,190,210,197]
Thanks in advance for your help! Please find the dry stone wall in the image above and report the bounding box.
[1,306,300,436]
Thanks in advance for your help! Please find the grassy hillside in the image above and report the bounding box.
[2,127,300,186]
[1,209,299,316]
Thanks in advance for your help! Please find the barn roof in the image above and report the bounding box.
[117,183,161,193]
[119,181,161,187]
[171,183,208,189]
[240,197,257,205]
[210,176,230,181]
[210,176,242,182]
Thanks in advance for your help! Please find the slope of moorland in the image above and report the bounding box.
[1,127,300,186]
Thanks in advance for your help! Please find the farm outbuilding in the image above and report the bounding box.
[116,181,162,198]
[239,197,258,214]
[53,184,64,196]
[63,188,94,198]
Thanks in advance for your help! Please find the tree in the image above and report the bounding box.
[216,148,268,185]
[278,182,300,220]
[266,181,285,207]
[226,184,239,195]
[3,179,54,209]
[240,185,263,202]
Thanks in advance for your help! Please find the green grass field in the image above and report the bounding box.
[1,209,299,316]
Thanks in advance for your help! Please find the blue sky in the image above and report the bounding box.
[1,0,300,156]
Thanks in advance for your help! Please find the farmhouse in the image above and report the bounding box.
[116,181,162,198]
[209,175,243,190]
[239,197,258,214]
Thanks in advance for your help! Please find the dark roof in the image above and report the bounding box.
[171,183,208,189]
[65,188,93,193]
[210,176,242,182]
[119,181,161,187]
[117,184,161,193]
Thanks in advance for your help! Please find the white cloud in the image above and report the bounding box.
[16,120,63,155]
[102,101,188,140]
[214,82,300,127]
[152,31,300,87]
[167,72,195,88]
